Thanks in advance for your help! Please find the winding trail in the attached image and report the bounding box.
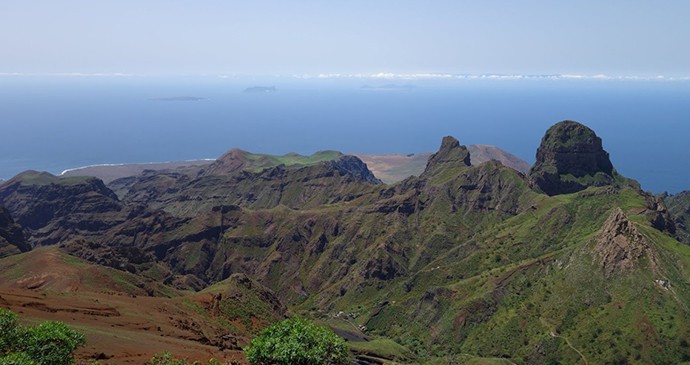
[540,317,588,365]
[549,331,588,365]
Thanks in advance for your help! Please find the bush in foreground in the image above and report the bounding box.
[245,317,349,365]
[0,309,85,365]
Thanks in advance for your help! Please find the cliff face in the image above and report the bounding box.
[529,121,618,195]
[665,190,690,244]
[0,172,124,247]
[0,205,29,257]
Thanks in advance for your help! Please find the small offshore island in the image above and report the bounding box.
[243,86,277,93]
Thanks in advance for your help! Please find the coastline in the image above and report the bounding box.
[59,159,216,176]
[58,159,216,184]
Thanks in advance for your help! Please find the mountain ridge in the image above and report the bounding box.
[59,144,530,185]
[1,120,689,364]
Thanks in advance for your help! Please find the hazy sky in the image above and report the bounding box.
[2,0,689,76]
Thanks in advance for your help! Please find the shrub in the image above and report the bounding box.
[245,317,349,365]
[0,310,20,354]
[0,352,37,365]
[21,321,85,365]
[0,309,84,365]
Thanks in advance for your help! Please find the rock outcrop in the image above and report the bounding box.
[323,155,382,185]
[421,136,472,178]
[529,121,618,196]
[594,208,651,277]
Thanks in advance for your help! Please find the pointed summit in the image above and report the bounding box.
[421,136,471,178]
[594,208,651,277]
[529,121,618,195]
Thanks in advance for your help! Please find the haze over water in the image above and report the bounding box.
[0,76,688,193]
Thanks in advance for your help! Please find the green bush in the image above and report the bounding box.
[0,310,20,354]
[0,309,84,365]
[0,352,37,365]
[245,317,350,365]
[21,321,85,365]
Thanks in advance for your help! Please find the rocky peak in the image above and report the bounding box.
[529,121,617,195]
[421,136,471,177]
[594,208,651,277]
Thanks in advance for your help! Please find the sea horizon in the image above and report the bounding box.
[1,76,688,193]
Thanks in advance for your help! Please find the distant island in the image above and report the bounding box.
[148,96,205,102]
[243,86,277,93]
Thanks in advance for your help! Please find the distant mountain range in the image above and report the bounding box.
[2,121,689,364]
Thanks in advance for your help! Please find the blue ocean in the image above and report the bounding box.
[0,76,688,193]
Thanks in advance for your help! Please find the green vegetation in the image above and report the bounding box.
[243,150,343,172]
[0,309,85,365]
[245,317,350,365]
[13,171,92,187]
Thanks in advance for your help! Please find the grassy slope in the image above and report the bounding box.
[53,159,690,363]
[11,171,94,186]
[176,157,690,363]
[346,186,690,363]
[241,150,344,172]
[227,171,683,363]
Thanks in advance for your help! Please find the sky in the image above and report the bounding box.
[1,0,690,76]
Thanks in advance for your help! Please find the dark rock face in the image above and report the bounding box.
[665,190,690,244]
[0,205,29,257]
[0,173,123,236]
[529,121,617,196]
[324,155,382,185]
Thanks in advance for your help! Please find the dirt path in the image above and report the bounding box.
[549,331,588,365]
[540,317,588,365]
